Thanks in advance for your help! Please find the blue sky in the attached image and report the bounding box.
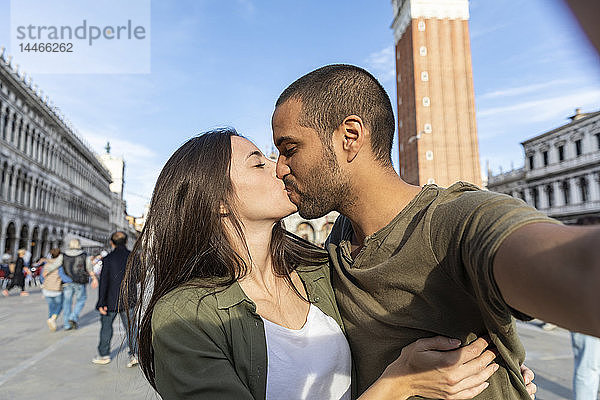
[1,0,599,216]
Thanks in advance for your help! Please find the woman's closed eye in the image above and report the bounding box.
[254,162,266,168]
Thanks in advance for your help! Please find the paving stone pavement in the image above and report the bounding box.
[0,284,158,400]
[0,283,595,400]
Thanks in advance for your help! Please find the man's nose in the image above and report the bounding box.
[276,156,291,179]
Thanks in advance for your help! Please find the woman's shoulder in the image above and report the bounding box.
[151,283,240,353]
[155,284,217,315]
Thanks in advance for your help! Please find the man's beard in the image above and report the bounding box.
[285,146,351,219]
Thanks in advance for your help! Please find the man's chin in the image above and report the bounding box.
[297,206,330,220]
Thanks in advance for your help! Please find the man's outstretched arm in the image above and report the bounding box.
[493,222,600,336]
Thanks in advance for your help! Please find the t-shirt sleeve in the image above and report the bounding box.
[431,187,561,326]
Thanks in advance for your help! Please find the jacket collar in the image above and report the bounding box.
[214,264,327,310]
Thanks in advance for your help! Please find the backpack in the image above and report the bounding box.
[62,253,89,284]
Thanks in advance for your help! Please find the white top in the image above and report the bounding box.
[261,304,352,400]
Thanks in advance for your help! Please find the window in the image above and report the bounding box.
[528,155,534,170]
[575,139,582,156]
[426,151,434,160]
[424,123,432,133]
[596,133,600,150]
[418,21,426,31]
[558,145,564,162]
[421,71,429,81]
[546,184,554,208]
[419,46,427,56]
[427,178,435,184]
[580,177,589,202]
[422,97,430,107]
[399,120,403,128]
[543,151,548,167]
[532,187,539,209]
[562,181,570,205]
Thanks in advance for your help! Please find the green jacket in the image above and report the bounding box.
[152,263,350,400]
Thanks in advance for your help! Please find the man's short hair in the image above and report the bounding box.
[276,64,396,166]
[110,231,127,247]
[68,239,81,249]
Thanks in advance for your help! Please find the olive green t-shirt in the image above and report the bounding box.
[325,182,560,399]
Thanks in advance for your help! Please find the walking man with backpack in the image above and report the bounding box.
[60,239,98,330]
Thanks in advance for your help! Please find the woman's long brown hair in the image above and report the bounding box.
[121,128,328,389]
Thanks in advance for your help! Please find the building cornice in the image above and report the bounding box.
[391,0,470,42]
[0,49,112,182]
[521,111,600,146]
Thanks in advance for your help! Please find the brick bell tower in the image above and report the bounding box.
[391,0,482,187]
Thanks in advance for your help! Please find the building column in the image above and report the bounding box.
[10,223,19,257]
[18,122,26,152]
[15,175,22,205]
[12,116,21,147]
[5,112,14,143]
[9,171,17,203]
[0,107,6,141]
[29,181,35,209]
[27,129,34,157]
[540,185,548,209]
[570,177,581,204]
[2,169,10,201]
[552,181,563,207]
[0,221,5,256]
[26,179,32,208]
[524,187,533,207]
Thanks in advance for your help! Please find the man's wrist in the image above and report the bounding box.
[361,376,411,400]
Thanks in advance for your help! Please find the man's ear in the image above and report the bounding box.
[339,115,366,163]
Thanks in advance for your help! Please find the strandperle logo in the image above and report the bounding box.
[15,19,147,46]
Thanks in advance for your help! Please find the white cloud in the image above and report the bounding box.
[478,89,600,122]
[236,0,256,17]
[470,22,509,40]
[478,79,575,100]
[365,45,396,83]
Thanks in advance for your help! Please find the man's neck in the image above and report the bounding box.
[340,168,422,246]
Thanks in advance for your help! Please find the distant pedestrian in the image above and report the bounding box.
[571,217,600,400]
[60,239,98,330]
[571,332,600,400]
[2,249,29,297]
[93,231,138,367]
[40,248,64,331]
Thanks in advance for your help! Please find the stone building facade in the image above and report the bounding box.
[391,0,482,187]
[487,109,600,224]
[98,145,138,248]
[0,50,113,260]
